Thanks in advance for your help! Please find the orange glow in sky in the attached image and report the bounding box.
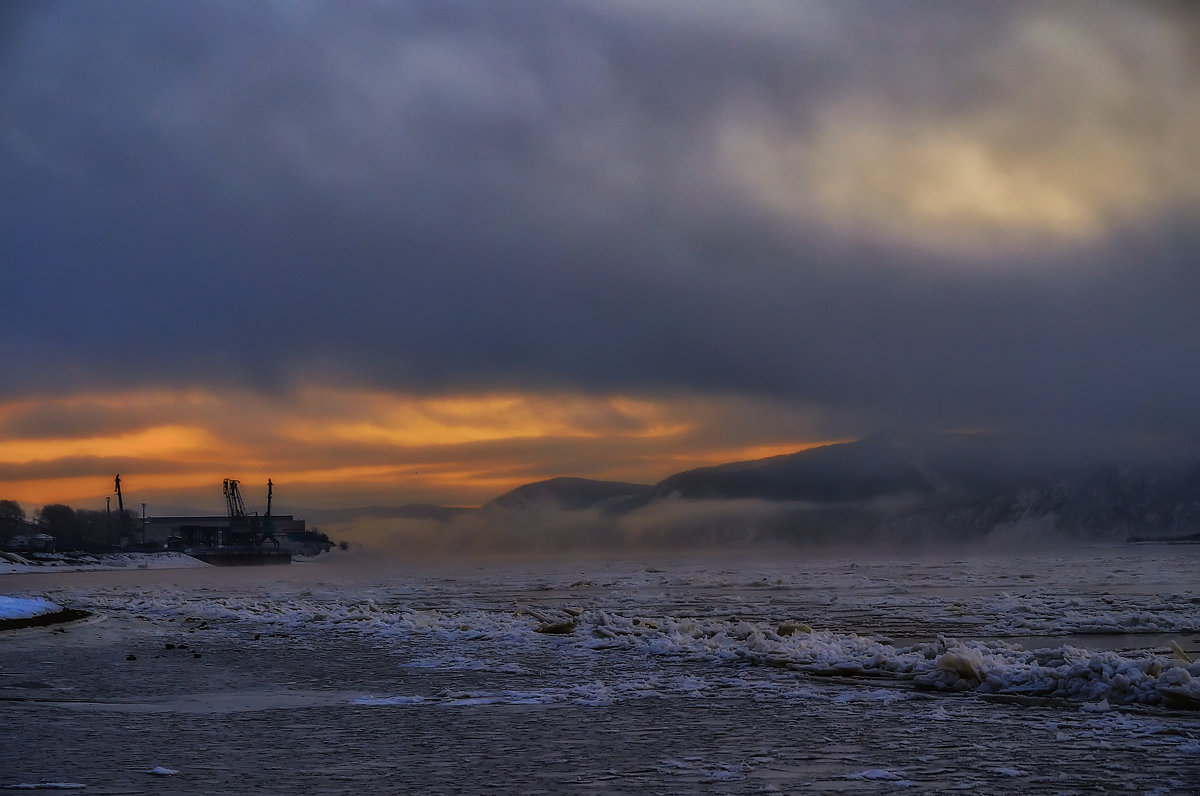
[0,387,839,515]
[0,425,219,464]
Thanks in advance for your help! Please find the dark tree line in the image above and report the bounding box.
[0,499,25,541]
[1,500,140,551]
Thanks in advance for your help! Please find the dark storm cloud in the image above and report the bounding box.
[3,1,1199,453]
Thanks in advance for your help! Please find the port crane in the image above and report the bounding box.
[223,478,247,519]
[115,474,125,519]
[114,474,134,544]
[222,478,279,547]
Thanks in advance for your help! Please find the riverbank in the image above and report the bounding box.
[0,551,211,575]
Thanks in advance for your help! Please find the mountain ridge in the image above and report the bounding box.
[319,432,1200,546]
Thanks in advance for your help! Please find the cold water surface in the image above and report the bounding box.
[2,546,1198,793]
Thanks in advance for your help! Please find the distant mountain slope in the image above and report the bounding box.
[326,432,1200,548]
[632,430,1097,504]
[639,433,960,504]
[485,477,650,512]
[877,462,1200,543]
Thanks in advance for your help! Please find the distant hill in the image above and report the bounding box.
[875,461,1200,544]
[621,431,1054,508]
[640,434,940,504]
[324,432,1200,548]
[485,477,649,512]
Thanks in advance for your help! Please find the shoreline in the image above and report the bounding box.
[0,551,211,576]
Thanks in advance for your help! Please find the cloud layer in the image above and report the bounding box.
[3,1,1199,508]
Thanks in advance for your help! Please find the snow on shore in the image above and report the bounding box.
[0,552,209,575]
[0,595,61,621]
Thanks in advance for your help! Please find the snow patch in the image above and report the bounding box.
[0,596,60,621]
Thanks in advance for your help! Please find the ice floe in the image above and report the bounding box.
[75,582,1200,709]
[353,695,427,706]
[50,547,1200,711]
[845,768,906,781]
[656,758,750,781]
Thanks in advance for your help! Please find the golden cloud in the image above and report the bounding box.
[719,7,1200,253]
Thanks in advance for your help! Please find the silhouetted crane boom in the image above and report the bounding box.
[115,474,130,531]
[223,478,247,519]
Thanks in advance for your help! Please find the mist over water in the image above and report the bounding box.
[322,501,1120,561]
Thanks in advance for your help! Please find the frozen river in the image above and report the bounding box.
[2,545,1199,793]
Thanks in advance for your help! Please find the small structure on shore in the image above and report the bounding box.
[3,532,55,553]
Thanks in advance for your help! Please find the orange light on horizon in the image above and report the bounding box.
[0,386,845,512]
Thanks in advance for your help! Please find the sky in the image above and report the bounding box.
[2,0,1199,516]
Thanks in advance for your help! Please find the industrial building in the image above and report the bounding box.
[142,513,307,546]
[140,478,334,556]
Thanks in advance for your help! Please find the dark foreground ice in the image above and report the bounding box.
[1,546,1198,793]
